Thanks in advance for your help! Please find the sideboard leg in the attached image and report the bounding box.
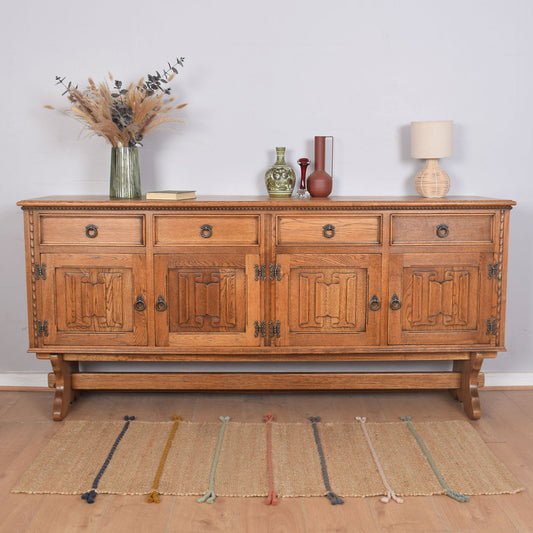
[49,354,77,421]
[454,353,484,420]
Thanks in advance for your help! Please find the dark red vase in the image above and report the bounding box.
[307,136,332,197]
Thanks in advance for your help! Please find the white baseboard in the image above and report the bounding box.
[1,371,533,389]
[0,372,49,388]
[484,372,533,388]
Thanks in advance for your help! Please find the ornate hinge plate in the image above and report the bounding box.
[254,320,266,337]
[486,318,498,335]
[254,264,266,281]
[488,262,500,280]
[34,263,47,281]
[37,319,49,337]
[270,263,282,281]
[269,320,281,338]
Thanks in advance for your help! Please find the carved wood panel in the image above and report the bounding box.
[389,253,495,345]
[276,254,381,346]
[155,254,261,347]
[40,254,147,345]
[168,268,244,332]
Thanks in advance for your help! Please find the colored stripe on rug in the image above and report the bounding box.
[401,416,469,502]
[308,417,344,505]
[147,415,182,503]
[82,415,135,504]
[264,413,278,505]
[198,416,230,504]
[356,417,403,504]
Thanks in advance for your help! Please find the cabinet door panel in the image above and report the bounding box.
[155,254,261,347]
[275,254,382,346]
[388,253,496,345]
[40,254,147,346]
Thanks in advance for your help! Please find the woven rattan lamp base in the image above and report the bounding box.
[415,159,450,198]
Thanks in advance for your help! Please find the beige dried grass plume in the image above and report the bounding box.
[48,59,187,148]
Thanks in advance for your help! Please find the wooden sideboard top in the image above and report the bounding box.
[17,195,516,209]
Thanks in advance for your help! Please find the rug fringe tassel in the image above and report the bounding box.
[197,489,216,504]
[266,489,278,505]
[326,491,344,505]
[147,490,160,503]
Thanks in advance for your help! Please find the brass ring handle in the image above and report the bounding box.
[436,224,449,238]
[134,295,146,311]
[200,224,213,239]
[390,294,402,310]
[323,224,335,238]
[155,295,167,312]
[369,295,381,311]
[85,224,99,239]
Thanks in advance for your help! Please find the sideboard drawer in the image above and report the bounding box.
[39,215,144,245]
[391,214,494,245]
[277,215,381,245]
[154,215,260,245]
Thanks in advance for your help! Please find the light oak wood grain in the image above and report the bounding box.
[18,197,514,420]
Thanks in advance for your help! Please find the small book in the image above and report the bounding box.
[145,190,196,200]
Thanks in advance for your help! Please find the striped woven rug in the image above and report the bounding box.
[12,417,523,503]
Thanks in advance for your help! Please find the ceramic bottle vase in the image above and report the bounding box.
[265,147,296,198]
[307,136,332,197]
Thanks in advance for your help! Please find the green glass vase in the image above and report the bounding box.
[110,146,141,199]
[265,147,295,198]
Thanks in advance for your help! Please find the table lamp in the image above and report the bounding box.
[411,120,453,198]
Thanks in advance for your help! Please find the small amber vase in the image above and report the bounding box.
[109,146,141,199]
[307,136,332,198]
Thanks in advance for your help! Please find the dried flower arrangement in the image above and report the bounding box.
[47,58,187,148]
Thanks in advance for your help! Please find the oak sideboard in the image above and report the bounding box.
[18,195,514,420]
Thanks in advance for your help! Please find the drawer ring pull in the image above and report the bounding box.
[390,294,402,311]
[436,224,449,238]
[85,224,99,239]
[134,295,146,312]
[323,224,335,238]
[200,224,213,239]
[369,295,381,311]
[155,295,167,312]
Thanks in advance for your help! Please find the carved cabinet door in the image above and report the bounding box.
[39,254,148,346]
[388,252,497,345]
[154,253,262,347]
[274,253,382,347]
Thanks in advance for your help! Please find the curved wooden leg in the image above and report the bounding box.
[50,354,77,421]
[453,353,484,419]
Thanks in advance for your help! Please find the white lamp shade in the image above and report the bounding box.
[411,120,453,159]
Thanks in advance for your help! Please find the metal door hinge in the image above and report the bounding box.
[486,318,498,335]
[270,263,282,281]
[34,263,47,281]
[254,264,266,281]
[37,319,48,337]
[254,320,266,337]
[269,320,281,338]
[488,262,500,280]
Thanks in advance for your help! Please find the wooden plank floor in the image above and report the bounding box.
[1,389,532,533]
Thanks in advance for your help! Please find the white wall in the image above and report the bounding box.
[1,0,531,379]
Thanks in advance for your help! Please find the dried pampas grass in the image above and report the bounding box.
[49,59,186,148]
